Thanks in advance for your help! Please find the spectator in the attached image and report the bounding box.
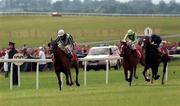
[8,42,18,85]
[38,47,46,72]
[160,41,169,55]
[21,47,29,72]
[4,49,9,78]
[81,45,88,55]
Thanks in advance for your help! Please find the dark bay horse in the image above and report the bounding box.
[120,42,144,86]
[49,39,80,90]
[142,36,170,85]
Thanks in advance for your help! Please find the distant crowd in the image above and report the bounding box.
[0,43,91,72]
[0,41,179,72]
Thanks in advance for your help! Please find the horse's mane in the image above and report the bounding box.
[50,40,69,59]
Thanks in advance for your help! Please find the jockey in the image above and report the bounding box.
[159,41,169,55]
[55,29,74,58]
[122,29,142,59]
[151,34,162,48]
[122,29,138,50]
[150,34,163,55]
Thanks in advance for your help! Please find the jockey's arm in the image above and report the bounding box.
[122,34,128,42]
[132,34,138,44]
[55,36,63,44]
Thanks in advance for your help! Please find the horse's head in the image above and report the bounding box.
[48,39,58,53]
[119,41,130,57]
[143,36,151,45]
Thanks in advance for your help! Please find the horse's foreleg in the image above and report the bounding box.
[143,66,150,82]
[55,70,62,91]
[151,69,154,84]
[129,70,133,86]
[133,66,138,79]
[65,71,71,86]
[124,69,128,82]
[153,66,160,80]
[68,70,74,86]
[73,61,80,87]
[161,62,167,85]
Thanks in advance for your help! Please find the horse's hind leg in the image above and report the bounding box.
[129,70,133,86]
[73,61,80,86]
[55,70,62,91]
[161,62,167,85]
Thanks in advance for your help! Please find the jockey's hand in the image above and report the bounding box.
[127,41,132,45]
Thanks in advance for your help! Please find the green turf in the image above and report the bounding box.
[0,60,180,106]
[0,16,180,48]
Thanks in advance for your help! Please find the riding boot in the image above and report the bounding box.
[65,49,72,60]
[67,52,72,59]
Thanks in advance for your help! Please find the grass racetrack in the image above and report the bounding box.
[0,16,180,48]
[0,60,180,106]
[0,15,180,106]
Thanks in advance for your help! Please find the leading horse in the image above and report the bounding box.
[49,39,80,90]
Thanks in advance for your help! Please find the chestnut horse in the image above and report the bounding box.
[119,42,144,86]
[49,39,80,90]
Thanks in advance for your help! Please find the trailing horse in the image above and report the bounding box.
[49,39,80,90]
[142,36,170,85]
[119,42,144,86]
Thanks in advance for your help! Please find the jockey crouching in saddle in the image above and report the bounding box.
[122,29,142,59]
[150,35,169,59]
[55,29,75,60]
[150,34,164,55]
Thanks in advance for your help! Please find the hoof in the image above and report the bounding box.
[70,82,74,86]
[126,79,130,82]
[76,83,80,87]
[66,82,73,86]
[125,79,129,82]
[129,82,132,86]
[154,75,160,80]
[134,76,138,79]
[161,81,165,85]
[145,78,150,82]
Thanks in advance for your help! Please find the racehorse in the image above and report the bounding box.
[119,41,144,86]
[142,36,170,85]
[49,39,80,90]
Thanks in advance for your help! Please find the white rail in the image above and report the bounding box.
[79,56,122,86]
[0,59,53,90]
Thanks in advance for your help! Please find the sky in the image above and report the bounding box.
[52,0,180,4]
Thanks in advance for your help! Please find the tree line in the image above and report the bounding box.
[0,0,180,14]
